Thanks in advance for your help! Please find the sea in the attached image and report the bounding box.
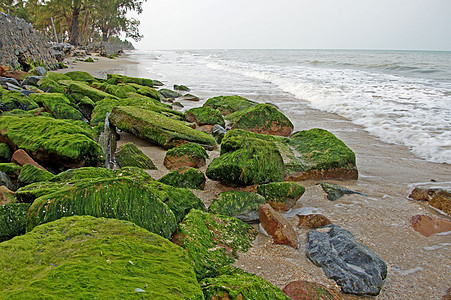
[120,49,451,164]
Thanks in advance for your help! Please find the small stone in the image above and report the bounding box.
[410,215,451,237]
[259,203,298,249]
[297,214,332,229]
[282,280,342,300]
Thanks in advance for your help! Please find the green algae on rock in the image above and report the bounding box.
[203,95,257,115]
[208,191,266,223]
[185,106,225,127]
[15,181,69,203]
[64,70,97,83]
[164,142,209,170]
[104,83,137,98]
[128,83,162,101]
[68,81,118,103]
[0,215,204,299]
[0,163,22,178]
[257,181,305,211]
[29,92,84,120]
[109,106,216,149]
[0,90,39,111]
[17,164,55,187]
[0,143,12,162]
[159,88,183,99]
[0,203,31,242]
[115,142,157,169]
[106,73,154,88]
[43,71,71,82]
[159,166,206,190]
[172,209,257,280]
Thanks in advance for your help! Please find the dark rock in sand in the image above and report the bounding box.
[0,203,31,242]
[259,203,298,249]
[409,187,451,215]
[317,182,367,201]
[203,95,257,115]
[257,181,305,211]
[297,214,332,229]
[410,214,451,237]
[185,106,225,127]
[283,280,342,300]
[159,88,182,99]
[163,142,208,170]
[211,124,227,144]
[209,191,266,223]
[159,166,206,190]
[115,142,156,169]
[174,84,190,92]
[306,224,387,296]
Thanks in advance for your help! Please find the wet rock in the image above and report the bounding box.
[106,73,154,88]
[0,185,15,205]
[317,182,367,201]
[306,224,387,296]
[159,166,206,190]
[30,92,85,120]
[0,203,31,242]
[0,171,15,191]
[11,149,47,170]
[21,76,43,86]
[203,95,257,115]
[159,88,182,99]
[164,142,208,170]
[179,93,200,101]
[115,142,156,169]
[0,143,12,162]
[185,106,225,127]
[211,124,227,144]
[257,181,305,211]
[282,280,342,300]
[174,84,190,92]
[410,215,451,237]
[209,191,266,223]
[297,214,332,229]
[409,187,450,215]
[259,203,298,249]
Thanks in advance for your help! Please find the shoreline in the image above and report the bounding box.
[64,53,450,299]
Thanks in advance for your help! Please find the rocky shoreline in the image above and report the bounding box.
[0,53,450,299]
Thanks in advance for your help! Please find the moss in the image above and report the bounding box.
[203,95,257,115]
[43,71,71,82]
[118,166,155,182]
[17,164,55,187]
[159,167,206,190]
[174,84,190,92]
[106,74,153,88]
[0,163,22,177]
[115,142,157,169]
[110,106,216,149]
[208,191,266,223]
[68,81,118,103]
[15,181,69,203]
[201,266,289,300]
[26,177,177,238]
[257,182,305,210]
[166,142,209,161]
[0,215,204,299]
[186,106,225,127]
[37,77,66,93]
[0,203,31,242]
[64,71,96,83]
[0,115,104,168]
[29,93,84,120]
[83,57,94,63]
[159,89,182,99]
[104,83,137,98]
[0,90,39,111]
[128,83,162,101]
[172,209,257,280]
[52,166,117,182]
[0,143,12,162]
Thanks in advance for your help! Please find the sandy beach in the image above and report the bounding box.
[61,53,451,299]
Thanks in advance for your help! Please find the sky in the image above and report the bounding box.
[131,0,451,51]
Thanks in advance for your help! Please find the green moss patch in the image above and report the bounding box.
[0,143,12,162]
[203,95,257,115]
[44,71,71,82]
[159,88,182,99]
[17,164,55,187]
[208,191,266,223]
[0,90,39,111]
[257,181,305,211]
[104,83,137,98]
[68,81,118,103]
[159,166,206,190]
[115,142,157,169]
[0,163,22,177]
[0,216,203,299]
[106,74,154,88]
[37,77,66,93]
[64,71,96,83]
[186,106,225,127]
[128,84,162,101]
[0,203,31,242]
[29,93,84,120]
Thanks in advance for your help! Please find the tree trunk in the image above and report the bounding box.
[102,29,109,42]
[69,1,81,45]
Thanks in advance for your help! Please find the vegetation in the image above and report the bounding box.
[115,142,157,169]
[0,203,31,242]
[208,191,266,223]
[159,167,206,190]
[203,95,257,115]
[257,182,305,211]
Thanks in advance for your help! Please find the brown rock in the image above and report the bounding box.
[259,203,298,249]
[297,214,332,229]
[4,70,28,81]
[411,215,451,237]
[164,154,206,170]
[11,149,47,171]
[0,186,15,205]
[198,125,213,134]
[283,280,342,300]
[442,287,451,300]
[409,187,451,215]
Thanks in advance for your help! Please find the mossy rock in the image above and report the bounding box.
[26,177,177,238]
[118,166,155,183]
[15,181,69,203]
[0,171,15,191]
[52,166,117,182]
[225,103,294,137]
[0,163,22,178]
[106,74,154,88]
[17,164,55,187]
[0,115,104,168]
[185,106,225,127]
[257,182,305,211]
[68,81,118,103]
[0,90,39,112]
[0,203,31,242]
[29,93,84,120]
[37,77,66,93]
[174,84,190,92]
[129,84,163,101]
[208,191,266,223]
[203,95,257,115]
[0,215,204,299]
[164,142,209,170]
[172,209,257,280]
[159,166,206,190]
[104,83,137,98]
[109,106,216,150]
[201,266,289,300]
[64,71,96,83]
[83,57,95,63]
[0,143,12,163]
[206,130,285,186]
[159,88,183,99]
[44,71,71,82]
[115,142,157,169]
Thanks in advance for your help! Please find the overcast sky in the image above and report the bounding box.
[131,0,451,51]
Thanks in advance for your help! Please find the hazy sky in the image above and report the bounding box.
[132,0,451,51]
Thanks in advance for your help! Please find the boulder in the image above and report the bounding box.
[211,124,227,144]
[4,70,28,81]
[257,181,305,211]
[203,95,257,115]
[37,77,65,93]
[306,224,387,296]
[128,83,162,101]
[68,81,118,103]
[17,164,55,187]
[164,142,208,170]
[172,209,257,280]
[159,166,206,190]
[0,185,15,205]
[106,73,154,88]
[409,187,450,215]
[109,106,216,150]
[174,84,190,92]
[29,92,84,120]
[185,106,225,127]
[159,88,182,99]
[259,204,298,248]
[209,191,266,223]
[64,70,96,83]
[282,280,342,300]
[11,149,46,170]
[317,182,367,201]
[0,90,39,112]
[0,143,12,162]
[0,170,15,191]
[180,93,200,101]
[115,142,156,169]
[297,214,332,229]
[410,215,451,237]
[225,103,294,136]
[22,75,43,86]
[0,163,22,181]
[29,66,47,76]
[100,83,137,98]
[0,203,31,242]
[0,216,204,299]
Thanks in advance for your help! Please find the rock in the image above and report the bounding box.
[163,142,208,170]
[209,191,266,223]
[179,93,200,101]
[37,77,65,94]
[0,203,31,242]
[30,66,47,76]
[29,92,85,120]
[0,185,15,205]
[206,130,285,186]
[128,83,162,101]
[109,106,216,150]
[68,81,118,103]
[106,73,154,88]
[259,203,298,248]
[203,95,257,115]
[410,215,451,237]
[0,77,21,87]
[11,149,47,170]
[306,224,387,296]
[211,124,227,144]
[4,70,28,81]
[172,209,257,280]
[0,215,204,299]
[0,143,12,162]
[409,187,450,215]
[17,164,54,187]
[317,182,367,201]
[159,166,206,190]
[282,280,342,300]
[257,181,305,211]
[174,84,190,92]
[0,89,39,111]
[225,103,294,137]
[201,266,289,299]
[185,106,225,127]
[297,214,332,229]
[443,287,451,300]
[115,142,156,169]
[0,171,15,192]
[159,88,183,99]
[21,75,43,86]
[0,163,22,182]
[92,82,137,99]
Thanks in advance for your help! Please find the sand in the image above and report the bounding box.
[65,54,450,299]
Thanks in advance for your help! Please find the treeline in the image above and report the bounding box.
[0,0,146,46]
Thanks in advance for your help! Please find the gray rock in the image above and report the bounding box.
[306,224,387,296]
[33,67,46,76]
[22,76,43,86]
[317,182,367,201]
[5,82,22,91]
[211,124,227,144]
[0,171,15,191]
[0,77,21,87]
[159,89,182,99]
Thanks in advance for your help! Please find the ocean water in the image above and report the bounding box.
[122,49,451,164]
